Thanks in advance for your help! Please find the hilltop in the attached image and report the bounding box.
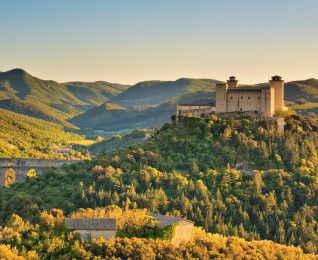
[2,115,317,254]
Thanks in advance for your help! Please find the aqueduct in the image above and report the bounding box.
[0,158,81,186]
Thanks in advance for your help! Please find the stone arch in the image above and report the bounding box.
[4,168,16,187]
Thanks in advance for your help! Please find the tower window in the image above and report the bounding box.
[248,96,250,99]
[241,96,243,99]
[231,96,233,99]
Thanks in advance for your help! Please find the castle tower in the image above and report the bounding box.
[270,75,284,112]
[216,83,228,113]
[227,76,239,88]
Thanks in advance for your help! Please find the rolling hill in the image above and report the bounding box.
[0,69,129,127]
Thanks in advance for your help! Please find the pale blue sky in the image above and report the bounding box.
[0,0,317,84]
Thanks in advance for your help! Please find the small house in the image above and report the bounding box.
[65,218,117,240]
[150,213,194,245]
[51,144,72,155]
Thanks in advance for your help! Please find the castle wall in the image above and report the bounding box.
[227,90,261,113]
[177,105,214,118]
[261,89,273,116]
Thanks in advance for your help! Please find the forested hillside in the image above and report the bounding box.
[0,208,315,259]
[0,109,89,159]
[2,114,318,254]
[0,69,129,126]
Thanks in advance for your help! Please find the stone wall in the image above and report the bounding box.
[171,221,194,246]
[227,90,262,113]
[74,229,116,240]
[176,105,215,118]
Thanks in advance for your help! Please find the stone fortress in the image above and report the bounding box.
[176,75,285,119]
[216,76,284,117]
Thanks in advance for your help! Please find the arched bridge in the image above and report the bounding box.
[0,158,81,186]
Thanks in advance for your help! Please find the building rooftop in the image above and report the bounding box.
[150,213,193,227]
[65,218,117,230]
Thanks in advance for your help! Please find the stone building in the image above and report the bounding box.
[216,76,285,117]
[65,218,117,240]
[51,144,72,155]
[150,213,194,245]
[176,104,215,118]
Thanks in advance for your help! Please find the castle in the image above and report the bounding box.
[216,76,284,117]
[176,76,285,118]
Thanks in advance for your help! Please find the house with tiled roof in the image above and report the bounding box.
[65,218,117,240]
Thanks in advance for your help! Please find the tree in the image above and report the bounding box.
[4,168,16,187]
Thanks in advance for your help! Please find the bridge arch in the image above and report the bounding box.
[0,158,81,186]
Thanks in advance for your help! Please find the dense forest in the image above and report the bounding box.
[0,208,315,259]
[1,114,317,257]
[0,109,90,159]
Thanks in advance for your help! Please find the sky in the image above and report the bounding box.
[0,0,317,84]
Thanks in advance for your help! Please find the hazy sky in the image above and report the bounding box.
[0,0,317,84]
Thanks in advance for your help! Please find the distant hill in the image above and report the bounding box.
[70,90,216,130]
[109,78,219,107]
[64,81,130,105]
[0,69,129,126]
[285,78,318,102]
